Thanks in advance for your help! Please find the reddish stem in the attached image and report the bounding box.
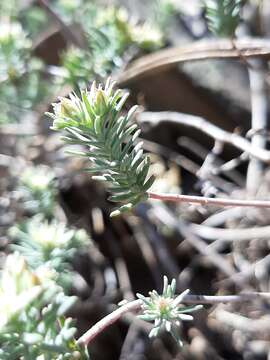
[148,191,270,208]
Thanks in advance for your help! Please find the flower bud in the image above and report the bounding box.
[93,88,108,116]
[49,95,83,130]
[58,98,78,119]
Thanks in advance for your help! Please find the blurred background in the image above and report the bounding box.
[2,0,270,359]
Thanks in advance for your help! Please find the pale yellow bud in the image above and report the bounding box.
[93,89,108,116]
[58,98,78,118]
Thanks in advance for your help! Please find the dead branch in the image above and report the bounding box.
[37,0,85,48]
[139,111,270,163]
[118,38,270,85]
[190,223,270,242]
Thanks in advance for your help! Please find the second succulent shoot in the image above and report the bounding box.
[137,276,202,346]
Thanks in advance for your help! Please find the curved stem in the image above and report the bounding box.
[77,299,142,346]
[118,39,270,86]
[148,191,270,209]
[77,292,270,346]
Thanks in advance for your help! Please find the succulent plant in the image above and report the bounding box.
[47,79,155,216]
[137,276,202,346]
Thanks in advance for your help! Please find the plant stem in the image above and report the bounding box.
[77,292,270,346]
[77,299,142,346]
[147,191,270,208]
[118,39,270,86]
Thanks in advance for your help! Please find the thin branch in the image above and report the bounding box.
[148,191,270,209]
[190,223,270,242]
[246,58,268,194]
[151,204,237,281]
[117,38,270,85]
[184,292,270,304]
[77,299,142,346]
[144,137,235,193]
[215,309,270,333]
[222,253,270,285]
[77,292,270,346]
[138,111,270,163]
[178,136,244,189]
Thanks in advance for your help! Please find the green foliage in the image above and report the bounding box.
[204,0,242,37]
[4,163,91,357]
[0,21,49,123]
[0,253,88,359]
[12,164,90,289]
[60,4,163,88]
[18,165,57,219]
[0,68,48,124]
[61,47,93,89]
[0,0,19,19]
[137,276,202,347]
[0,22,31,81]
[47,79,155,216]
[9,216,88,275]
[152,0,178,29]
[0,1,164,123]
[20,6,48,37]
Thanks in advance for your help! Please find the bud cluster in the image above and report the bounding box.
[50,78,120,132]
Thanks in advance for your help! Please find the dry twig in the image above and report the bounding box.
[118,39,270,85]
[37,0,85,48]
[190,223,270,242]
[148,191,270,209]
[139,111,270,163]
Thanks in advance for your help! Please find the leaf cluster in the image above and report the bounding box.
[204,0,242,37]
[9,217,88,283]
[0,253,87,359]
[2,163,91,357]
[47,79,155,216]
[0,1,163,124]
[60,4,163,88]
[0,20,50,124]
[137,276,202,347]
[12,164,90,289]
[18,165,57,219]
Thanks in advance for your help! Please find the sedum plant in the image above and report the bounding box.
[47,79,155,216]
[0,21,49,124]
[0,22,31,83]
[137,276,202,347]
[11,163,90,289]
[0,253,87,359]
[9,216,88,276]
[19,165,57,219]
[0,22,50,124]
[61,47,94,89]
[4,163,91,357]
[60,4,163,88]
